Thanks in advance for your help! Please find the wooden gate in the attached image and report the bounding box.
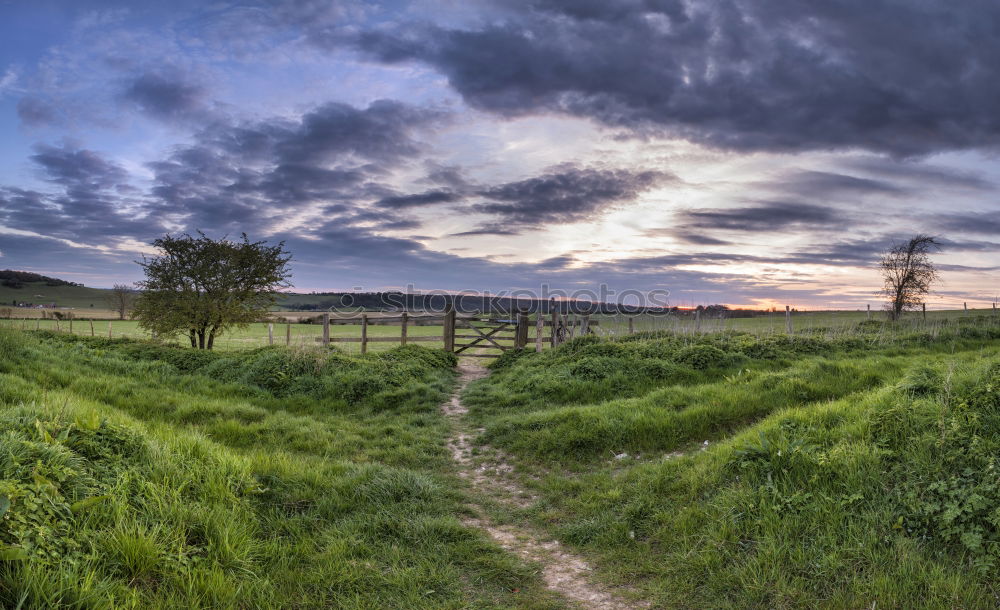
[309,309,597,356]
[451,314,522,357]
[444,311,598,357]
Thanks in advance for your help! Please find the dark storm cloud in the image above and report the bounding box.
[935,212,1000,236]
[448,225,522,237]
[773,171,905,199]
[17,97,60,127]
[1,99,442,250]
[676,201,843,232]
[376,190,460,209]
[275,100,442,166]
[474,167,668,225]
[373,165,669,234]
[937,238,1000,253]
[121,70,207,121]
[0,145,159,242]
[30,144,128,189]
[353,0,1000,156]
[648,229,732,246]
[148,99,443,230]
[839,158,997,192]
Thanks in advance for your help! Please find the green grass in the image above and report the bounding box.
[463,319,1000,607]
[9,315,1000,607]
[595,307,1000,335]
[0,282,113,310]
[0,330,563,609]
[0,318,448,354]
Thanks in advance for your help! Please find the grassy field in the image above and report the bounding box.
[462,316,1000,607]
[0,330,565,608]
[0,283,113,310]
[596,307,1000,335]
[0,318,446,353]
[6,315,1000,607]
[4,308,998,355]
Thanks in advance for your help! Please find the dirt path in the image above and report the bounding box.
[445,360,649,610]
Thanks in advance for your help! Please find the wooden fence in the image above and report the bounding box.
[302,309,598,355]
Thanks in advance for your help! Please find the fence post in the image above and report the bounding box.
[89,319,94,337]
[628,316,635,335]
[401,312,409,346]
[515,313,529,349]
[785,305,792,334]
[581,315,590,335]
[360,314,368,354]
[535,312,544,352]
[923,303,927,321]
[568,314,577,340]
[322,313,330,346]
[56,319,61,333]
[964,302,968,315]
[695,309,701,333]
[443,306,456,353]
[268,323,274,345]
[36,318,40,331]
[108,321,112,338]
[550,309,559,347]
[286,322,291,346]
[69,319,73,334]
[866,304,871,320]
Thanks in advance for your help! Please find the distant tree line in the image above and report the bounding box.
[0,269,83,289]
[281,292,679,315]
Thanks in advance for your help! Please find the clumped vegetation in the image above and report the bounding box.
[7,315,1000,608]
[0,330,555,608]
[463,320,1000,607]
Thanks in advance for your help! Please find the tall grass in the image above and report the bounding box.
[464,321,1000,607]
[0,330,560,609]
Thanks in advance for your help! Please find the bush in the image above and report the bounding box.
[673,344,730,370]
[569,357,628,381]
[638,360,686,381]
[26,334,456,412]
[242,351,318,395]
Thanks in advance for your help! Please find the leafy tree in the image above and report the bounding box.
[104,284,135,320]
[880,235,940,321]
[133,233,292,349]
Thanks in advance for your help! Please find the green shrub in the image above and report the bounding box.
[242,350,318,395]
[638,360,687,381]
[570,357,629,380]
[674,344,730,369]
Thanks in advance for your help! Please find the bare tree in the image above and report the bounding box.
[105,283,136,320]
[879,235,940,320]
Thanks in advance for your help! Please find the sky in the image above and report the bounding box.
[0,0,998,309]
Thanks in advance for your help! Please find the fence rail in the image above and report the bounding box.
[6,303,1000,354]
[295,309,601,354]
